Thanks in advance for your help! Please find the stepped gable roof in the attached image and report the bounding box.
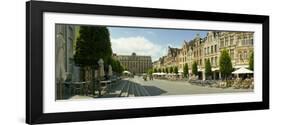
[168,46,180,57]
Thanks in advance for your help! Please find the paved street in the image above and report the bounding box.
[102,76,253,98]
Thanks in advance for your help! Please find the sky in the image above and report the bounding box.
[108,26,208,61]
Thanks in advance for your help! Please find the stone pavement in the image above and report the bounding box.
[68,76,253,99]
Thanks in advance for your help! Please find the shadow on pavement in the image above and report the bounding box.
[127,80,167,96]
[102,79,168,97]
[142,85,167,96]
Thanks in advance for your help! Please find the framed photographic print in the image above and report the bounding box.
[26,1,269,124]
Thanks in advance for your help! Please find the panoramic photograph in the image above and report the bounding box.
[55,24,254,100]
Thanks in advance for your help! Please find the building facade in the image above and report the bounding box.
[153,31,254,80]
[55,24,79,99]
[113,52,153,74]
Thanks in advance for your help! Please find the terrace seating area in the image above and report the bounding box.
[60,75,123,99]
[152,73,185,81]
[189,78,254,89]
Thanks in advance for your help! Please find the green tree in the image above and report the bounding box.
[165,67,169,73]
[169,67,174,73]
[73,26,111,96]
[249,51,254,71]
[205,59,212,80]
[219,49,233,80]
[115,60,124,74]
[183,63,189,78]
[74,26,112,82]
[174,66,178,74]
[109,58,117,73]
[192,61,198,76]
[153,68,157,73]
[74,26,112,68]
[147,69,153,75]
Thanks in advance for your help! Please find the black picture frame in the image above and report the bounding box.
[26,1,269,124]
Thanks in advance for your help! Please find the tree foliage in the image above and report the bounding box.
[192,61,198,76]
[183,63,189,78]
[169,67,174,73]
[74,26,112,68]
[109,58,124,74]
[219,49,233,80]
[173,66,178,74]
[204,59,212,80]
[249,51,254,71]
[147,69,153,75]
[165,67,169,73]
[153,68,157,73]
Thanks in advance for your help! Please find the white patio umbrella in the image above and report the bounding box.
[122,70,131,74]
[178,69,183,73]
[232,67,253,74]
[108,65,113,76]
[98,59,105,78]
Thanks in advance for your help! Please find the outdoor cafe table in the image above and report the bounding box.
[100,80,111,86]
[64,81,86,96]
[99,80,112,92]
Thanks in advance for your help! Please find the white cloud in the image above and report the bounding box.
[111,36,164,61]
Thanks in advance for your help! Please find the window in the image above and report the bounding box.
[215,56,217,66]
[225,37,228,47]
[243,39,246,45]
[214,45,217,52]
[244,51,247,60]
[250,38,254,45]
[230,36,234,45]
[220,38,224,47]
[204,48,206,54]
